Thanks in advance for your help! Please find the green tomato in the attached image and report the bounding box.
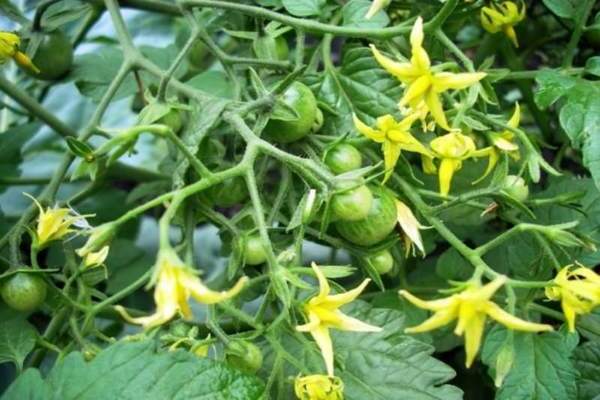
[244,235,267,266]
[159,109,184,134]
[264,82,318,143]
[188,39,211,69]
[207,177,248,207]
[1,272,47,312]
[501,175,529,202]
[331,184,373,222]
[226,340,263,373]
[27,30,73,81]
[335,186,397,246]
[367,249,394,275]
[325,143,363,174]
[253,35,289,61]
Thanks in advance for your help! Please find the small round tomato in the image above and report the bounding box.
[27,30,73,81]
[226,340,263,373]
[335,186,397,246]
[367,249,394,275]
[1,272,47,312]
[207,177,248,207]
[325,143,363,175]
[264,81,318,143]
[244,235,267,266]
[188,39,211,69]
[501,175,529,202]
[331,184,373,222]
[160,109,184,134]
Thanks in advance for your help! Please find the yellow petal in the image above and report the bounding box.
[485,302,553,332]
[369,44,420,83]
[399,75,431,107]
[432,72,486,92]
[13,51,40,74]
[399,290,456,311]
[330,310,382,332]
[411,45,431,73]
[480,7,503,33]
[325,278,371,308]
[387,130,432,157]
[507,102,520,129]
[310,326,335,376]
[462,312,486,368]
[405,309,457,333]
[353,113,385,143]
[561,298,578,333]
[410,16,425,49]
[83,246,110,267]
[471,147,497,184]
[376,114,399,132]
[297,312,321,332]
[504,25,519,47]
[187,275,248,304]
[312,262,331,299]
[424,89,449,130]
[396,200,425,256]
[421,155,437,175]
[0,32,19,61]
[365,0,390,19]
[382,140,402,183]
[438,158,460,196]
[475,275,507,301]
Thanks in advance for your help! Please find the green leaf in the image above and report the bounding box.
[0,308,37,371]
[585,57,600,77]
[186,70,234,99]
[41,0,93,31]
[541,0,577,19]
[306,45,402,134]
[2,340,265,399]
[534,70,577,109]
[482,327,579,400]
[342,0,389,28]
[572,341,600,400]
[281,0,325,16]
[263,301,461,399]
[435,248,473,281]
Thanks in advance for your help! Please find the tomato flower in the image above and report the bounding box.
[117,248,248,329]
[365,0,390,19]
[296,263,382,376]
[401,275,553,367]
[353,113,433,183]
[295,374,344,400]
[0,32,39,73]
[396,200,426,257]
[25,193,87,248]
[545,264,600,332]
[427,132,493,196]
[480,1,526,47]
[370,17,486,130]
[82,246,109,268]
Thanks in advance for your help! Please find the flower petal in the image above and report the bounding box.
[507,102,520,129]
[369,45,419,83]
[325,278,371,308]
[187,275,248,304]
[437,158,460,196]
[353,113,385,143]
[405,309,457,333]
[462,311,487,368]
[382,140,402,183]
[399,290,456,311]
[432,72,487,92]
[423,89,449,130]
[310,326,335,376]
[400,75,431,107]
[396,200,425,256]
[485,302,553,332]
[312,262,331,299]
[331,311,383,332]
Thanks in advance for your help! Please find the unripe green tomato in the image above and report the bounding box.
[367,249,394,275]
[244,235,267,266]
[585,12,600,48]
[159,109,184,135]
[27,30,73,81]
[502,175,529,202]
[207,177,248,207]
[226,340,263,373]
[264,82,318,143]
[188,39,211,69]
[325,143,363,174]
[331,184,373,222]
[253,35,289,61]
[335,186,397,246]
[1,272,47,312]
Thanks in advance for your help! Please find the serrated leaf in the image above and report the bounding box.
[2,340,265,399]
[573,341,600,400]
[482,327,579,400]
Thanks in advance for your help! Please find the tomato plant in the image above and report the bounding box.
[1,1,600,399]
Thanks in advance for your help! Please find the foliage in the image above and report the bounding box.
[1,0,600,399]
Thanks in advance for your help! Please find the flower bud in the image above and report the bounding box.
[501,175,528,202]
[77,222,117,257]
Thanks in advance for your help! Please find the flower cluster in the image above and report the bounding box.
[480,1,526,47]
[355,17,523,196]
[0,32,39,73]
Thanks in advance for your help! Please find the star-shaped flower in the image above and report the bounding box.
[481,1,526,47]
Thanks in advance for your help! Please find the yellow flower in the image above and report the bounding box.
[25,193,85,248]
[116,248,248,329]
[295,374,344,400]
[396,200,426,257]
[353,113,433,183]
[0,32,39,73]
[480,1,526,47]
[476,103,521,182]
[365,0,391,19]
[370,17,486,130]
[296,263,382,376]
[82,246,109,268]
[545,264,600,332]
[400,275,553,367]
[428,132,493,196]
